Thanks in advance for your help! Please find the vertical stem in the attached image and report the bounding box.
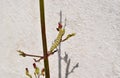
[58,11,62,78]
[39,0,50,78]
[58,42,61,78]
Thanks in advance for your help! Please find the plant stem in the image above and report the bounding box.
[39,0,50,78]
[58,41,61,78]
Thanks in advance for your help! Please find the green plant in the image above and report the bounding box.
[17,0,77,78]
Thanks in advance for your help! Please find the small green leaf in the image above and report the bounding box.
[17,50,26,57]
[25,68,32,78]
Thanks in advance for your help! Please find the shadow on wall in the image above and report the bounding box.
[62,52,79,78]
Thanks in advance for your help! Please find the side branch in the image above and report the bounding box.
[17,50,42,58]
[61,33,76,42]
[17,49,58,62]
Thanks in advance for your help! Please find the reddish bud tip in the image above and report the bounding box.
[58,22,62,28]
[33,63,36,68]
[25,68,29,72]
[41,68,45,76]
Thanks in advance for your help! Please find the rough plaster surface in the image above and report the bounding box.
[0,0,120,78]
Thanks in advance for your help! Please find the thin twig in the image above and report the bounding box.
[17,49,58,62]
[17,50,42,57]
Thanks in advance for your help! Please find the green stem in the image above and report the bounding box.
[39,0,50,78]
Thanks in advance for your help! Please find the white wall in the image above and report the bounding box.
[0,0,120,78]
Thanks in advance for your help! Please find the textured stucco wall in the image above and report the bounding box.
[0,0,120,78]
